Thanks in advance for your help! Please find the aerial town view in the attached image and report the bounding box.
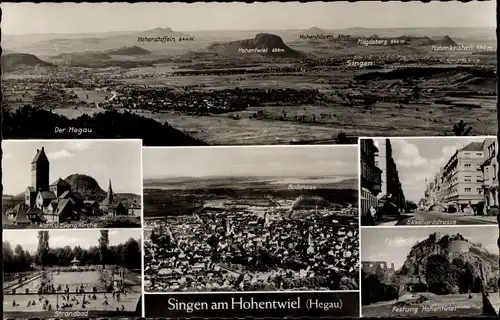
[143,146,359,292]
[361,227,499,318]
[1,2,496,145]
[2,140,142,228]
[360,137,498,226]
[3,229,142,318]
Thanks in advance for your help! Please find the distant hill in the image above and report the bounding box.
[304,27,327,35]
[105,45,151,55]
[65,174,107,201]
[47,49,156,68]
[135,27,190,38]
[354,67,496,89]
[435,35,458,46]
[396,35,458,46]
[52,51,111,61]
[333,178,358,190]
[1,53,52,71]
[206,33,305,58]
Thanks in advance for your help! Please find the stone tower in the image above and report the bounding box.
[31,147,50,192]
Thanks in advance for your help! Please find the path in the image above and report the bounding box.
[4,272,43,292]
[93,91,117,109]
[108,91,117,102]
[399,211,496,225]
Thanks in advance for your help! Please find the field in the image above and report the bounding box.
[52,106,104,118]
[137,97,496,145]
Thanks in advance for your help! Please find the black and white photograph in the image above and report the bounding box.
[2,140,143,229]
[361,226,499,318]
[360,137,498,226]
[3,229,142,318]
[143,146,359,292]
[1,2,496,145]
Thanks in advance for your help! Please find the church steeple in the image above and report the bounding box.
[108,178,114,203]
[31,147,50,192]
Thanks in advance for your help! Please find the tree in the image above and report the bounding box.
[405,200,418,212]
[426,254,459,294]
[453,120,472,136]
[36,231,50,269]
[121,238,141,270]
[3,241,15,272]
[14,245,27,269]
[72,245,84,261]
[3,242,33,273]
[99,230,110,269]
[335,131,348,144]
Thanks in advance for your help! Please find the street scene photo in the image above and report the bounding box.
[3,229,142,318]
[1,2,496,145]
[360,137,498,226]
[2,140,143,229]
[361,226,499,318]
[143,146,359,292]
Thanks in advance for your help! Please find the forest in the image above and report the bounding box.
[3,231,141,274]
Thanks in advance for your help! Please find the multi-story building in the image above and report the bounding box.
[480,138,498,208]
[360,139,382,217]
[375,139,405,210]
[436,168,445,204]
[424,170,443,208]
[441,142,484,211]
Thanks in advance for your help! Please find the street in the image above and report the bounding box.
[398,211,497,226]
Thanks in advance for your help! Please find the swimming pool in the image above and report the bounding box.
[13,271,106,293]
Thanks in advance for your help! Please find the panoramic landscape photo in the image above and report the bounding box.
[143,146,359,292]
[361,226,499,318]
[2,140,143,229]
[3,229,142,318]
[1,1,496,145]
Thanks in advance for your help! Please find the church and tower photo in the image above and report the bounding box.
[2,140,143,229]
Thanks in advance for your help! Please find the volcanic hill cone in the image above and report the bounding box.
[207,33,304,58]
[65,174,107,201]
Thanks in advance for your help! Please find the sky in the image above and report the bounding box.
[373,137,490,203]
[3,230,141,254]
[362,226,499,270]
[1,2,495,35]
[2,140,142,195]
[143,146,358,179]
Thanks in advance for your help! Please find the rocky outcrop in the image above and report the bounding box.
[64,174,106,201]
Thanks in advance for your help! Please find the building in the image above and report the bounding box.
[441,142,484,212]
[360,139,382,217]
[100,179,127,217]
[361,261,395,275]
[481,138,498,209]
[423,169,446,211]
[20,147,84,223]
[70,257,80,269]
[375,139,405,211]
[5,146,126,224]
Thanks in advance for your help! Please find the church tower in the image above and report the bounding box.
[107,178,114,204]
[31,147,50,192]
